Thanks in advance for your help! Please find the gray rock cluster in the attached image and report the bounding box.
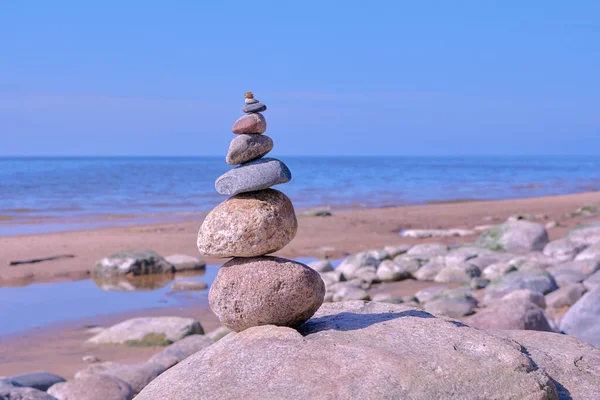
[197,93,325,332]
[136,301,600,400]
[320,218,600,349]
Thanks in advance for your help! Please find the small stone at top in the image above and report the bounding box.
[245,92,254,99]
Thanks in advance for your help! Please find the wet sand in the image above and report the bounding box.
[1,191,600,377]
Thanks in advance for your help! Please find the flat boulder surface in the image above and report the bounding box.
[87,317,203,346]
[136,301,557,400]
[477,220,549,253]
[209,256,325,331]
[197,189,297,258]
[493,330,600,400]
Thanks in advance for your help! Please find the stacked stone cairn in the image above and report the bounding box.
[197,92,325,332]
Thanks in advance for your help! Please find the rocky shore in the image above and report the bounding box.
[3,205,600,398]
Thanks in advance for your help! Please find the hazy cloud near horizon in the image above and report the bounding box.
[1,2,598,156]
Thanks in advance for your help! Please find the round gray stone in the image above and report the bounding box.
[226,134,273,166]
[242,102,267,113]
[48,375,133,400]
[215,157,291,196]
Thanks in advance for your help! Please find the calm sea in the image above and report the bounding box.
[1,156,599,235]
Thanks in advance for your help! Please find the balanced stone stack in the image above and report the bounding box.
[197,92,325,332]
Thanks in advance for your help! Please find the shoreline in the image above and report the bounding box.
[2,191,600,288]
[2,187,599,237]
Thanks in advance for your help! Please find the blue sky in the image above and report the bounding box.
[1,1,598,156]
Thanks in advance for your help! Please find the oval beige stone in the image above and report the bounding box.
[197,189,297,258]
[209,256,325,331]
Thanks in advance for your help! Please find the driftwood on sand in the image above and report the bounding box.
[9,254,75,266]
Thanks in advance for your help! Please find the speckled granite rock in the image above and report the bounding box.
[135,301,558,400]
[209,256,325,332]
[197,189,297,258]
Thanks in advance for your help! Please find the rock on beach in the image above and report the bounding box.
[226,134,273,165]
[215,157,291,196]
[231,113,267,134]
[136,301,558,400]
[209,256,325,332]
[86,317,203,346]
[197,189,297,258]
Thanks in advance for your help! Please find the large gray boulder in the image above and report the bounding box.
[484,268,558,303]
[337,252,380,280]
[376,260,408,282]
[93,250,174,277]
[149,334,214,368]
[414,285,448,303]
[543,238,587,262]
[467,298,555,332]
[7,372,65,391]
[413,257,446,281]
[568,222,600,245]
[75,362,165,394]
[494,330,600,400]
[87,317,203,346]
[434,262,480,283]
[48,375,133,400]
[545,283,587,310]
[482,262,517,281]
[560,286,600,347]
[406,243,448,258]
[476,220,549,253]
[136,301,557,399]
[443,246,496,266]
[423,290,478,318]
[547,264,588,287]
[584,270,600,290]
[502,289,547,309]
[574,243,600,261]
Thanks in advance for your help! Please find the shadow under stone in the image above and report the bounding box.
[299,310,435,335]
